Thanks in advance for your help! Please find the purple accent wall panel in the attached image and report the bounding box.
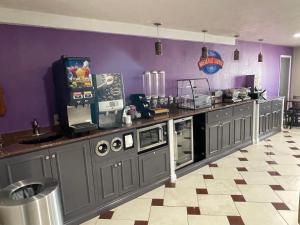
[0,25,293,133]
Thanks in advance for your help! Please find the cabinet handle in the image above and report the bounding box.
[225,112,229,116]
[114,164,118,168]
[118,162,122,166]
[45,156,50,160]
[154,151,156,155]
[52,154,56,158]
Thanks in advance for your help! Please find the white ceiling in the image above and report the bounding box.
[1,0,300,46]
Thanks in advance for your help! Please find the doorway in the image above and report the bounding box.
[279,55,292,101]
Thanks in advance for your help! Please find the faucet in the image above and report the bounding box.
[32,119,41,136]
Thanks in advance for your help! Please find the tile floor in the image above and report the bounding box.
[81,128,300,225]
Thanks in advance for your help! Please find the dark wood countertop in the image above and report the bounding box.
[0,100,254,159]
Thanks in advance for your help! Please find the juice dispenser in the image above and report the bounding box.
[52,56,97,135]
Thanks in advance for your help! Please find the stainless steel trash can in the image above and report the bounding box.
[0,178,63,225]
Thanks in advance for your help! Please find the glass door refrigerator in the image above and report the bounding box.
[174,117,194,169]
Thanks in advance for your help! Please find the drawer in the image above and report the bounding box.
[260,101,272,115]
[207,110,222,123]
[233,103,253,117]
[222,107,233,121]
[272,100,283,111]
[207,108,233,123]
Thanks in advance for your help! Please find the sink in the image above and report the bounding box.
[19,133,63,145]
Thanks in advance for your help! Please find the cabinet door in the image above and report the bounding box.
[220,119,232,151]
[243,115,253,142]
[50,141,95,222]
[266,113,273,132]
[118,154,138,195]
[138,147,170,187]
[94,159,119,203]
[259,114,266,136]
[233,117,243,146]
[206,121,220,156]
[0,150,52,189]
[272,111,279,129]
[277,110,282,128]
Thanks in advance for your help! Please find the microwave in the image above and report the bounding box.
[137,122,168,152]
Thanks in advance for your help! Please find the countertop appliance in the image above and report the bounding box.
[130,94,155,119]
[137,122,167,153]
[177,78,212,110]
[222,88,242,103]
[92,73,125,129]
[52,56,97,135]
[174,117,194,169]
[210,90,223,104]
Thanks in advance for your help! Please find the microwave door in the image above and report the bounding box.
[138,128,160,151]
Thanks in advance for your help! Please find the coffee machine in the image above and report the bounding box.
[52,56,97,135]
[92,73,125,129]
[130,94,155,119]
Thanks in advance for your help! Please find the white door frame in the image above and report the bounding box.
[279,55,292,100]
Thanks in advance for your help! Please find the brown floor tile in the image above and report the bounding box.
[237,167,248,172]
[284,135,292,138]
[268,171,281,176]
[99,210,114,219]
[293,155,300,158]
[209,163,218,167]
[290,147,300,150]
[264,144,273,148]
[283,131,289,133]
[231,195,246,202]
[266,161,277,165]
[234,179,247,185]
[287,140,296,143]
[165,181,176,188]
[265,139,272,141]
[151,199,164,206]
[196,188,208,194]
[269,185,285,191]
[238,158,248,161]
[203,174,214,179]
[187,206,201,215]
[227,216,245,225]
[134,221,148,225]
[271,202,290,210]
[240,150,248,153]
[265,152,275,155]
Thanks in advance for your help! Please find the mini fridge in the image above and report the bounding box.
[174,117,194,169]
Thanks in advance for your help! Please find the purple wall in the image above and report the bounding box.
[0,24,293,133]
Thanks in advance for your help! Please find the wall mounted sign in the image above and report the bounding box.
[198,50,224,75]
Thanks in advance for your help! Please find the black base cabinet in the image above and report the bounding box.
[138,146,170,187]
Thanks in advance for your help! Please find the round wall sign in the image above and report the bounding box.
[198,50,224,75]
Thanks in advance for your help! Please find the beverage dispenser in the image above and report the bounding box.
[52,56,97,135]
[92,73,125,129]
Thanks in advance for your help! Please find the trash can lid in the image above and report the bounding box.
[0,177,59,206]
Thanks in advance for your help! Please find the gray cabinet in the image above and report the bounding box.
[0,141,95,223]
[49,141,95,222]
[206,121,221,156]
[138,146,170,187]
[233,102,253,146]
[259,99,282,139]
[0,149,52,189]
[206,108,234,157]
[93,153,138,203]
[220,119,233,151]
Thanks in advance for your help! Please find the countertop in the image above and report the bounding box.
[0,100,254,159]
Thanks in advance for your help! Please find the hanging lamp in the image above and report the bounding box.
[258,39,264,62]
[201,30,208,59]
[234,35,240,60]
[154,23,162,56]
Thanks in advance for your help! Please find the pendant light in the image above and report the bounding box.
[201,30,208,59]
[234,35,240,60]
[258,39,264,62]
[154,23,162,56]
